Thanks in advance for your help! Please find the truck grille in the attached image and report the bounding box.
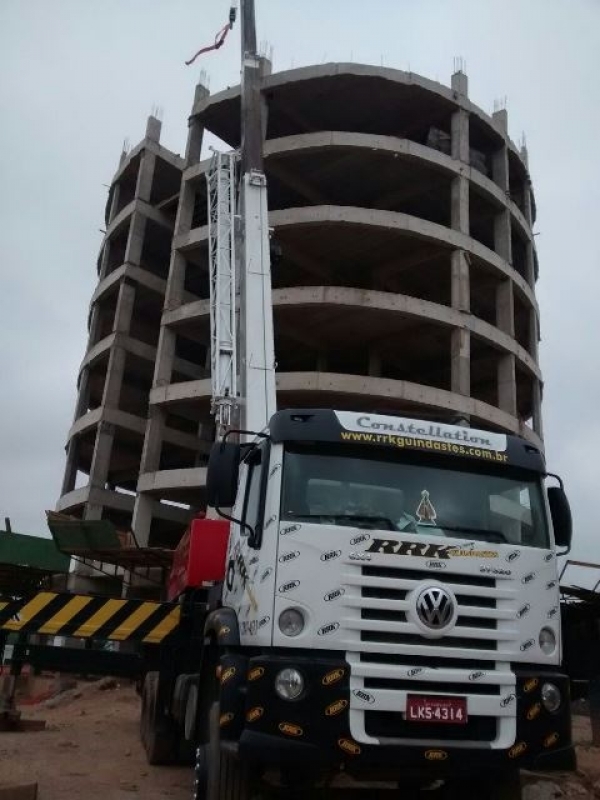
[343,561,518,747]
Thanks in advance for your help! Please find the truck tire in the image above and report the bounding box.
[193,645,220,797]
[199,701,258,800]
[177,677,199,765]
[140,671,178,765]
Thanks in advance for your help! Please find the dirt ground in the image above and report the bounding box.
[0,680,599,799]
[0,679,191,800]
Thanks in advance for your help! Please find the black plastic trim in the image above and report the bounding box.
[204,607,240,647]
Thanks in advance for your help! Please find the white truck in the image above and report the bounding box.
[198,408,574,799]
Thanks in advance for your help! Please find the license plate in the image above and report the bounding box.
[406,695,468,725]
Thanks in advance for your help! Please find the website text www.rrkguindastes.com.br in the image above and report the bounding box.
[339,430,509,462]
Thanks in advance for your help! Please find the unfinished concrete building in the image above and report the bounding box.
[58,63,542,549]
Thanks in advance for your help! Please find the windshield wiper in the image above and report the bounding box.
[439,525,507,543]
[330,514,395,530]
[285,513,395,531]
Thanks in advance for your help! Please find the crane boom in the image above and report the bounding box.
[206,150,238,436]
[207,0,276,442]
[237,168,277,437]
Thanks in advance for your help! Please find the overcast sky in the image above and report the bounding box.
[1,1,599,579]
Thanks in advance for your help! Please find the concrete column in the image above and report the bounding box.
[61,440,79,496]
[124,213,147,266]
[522,182,533,227]
[163,254,187,311]
[451,109,469,163]
[136,151,157,204]
[524,242,536,288]
[492,134,509,193]
[87,302,104,348]
[494,209,512,263]
[451,177,469,235]
[146,115,162,143]
[532,379,543,439]
[450,249,470,399]
[88,420,117,491]
[528,307,539,361]
[450,101,469,236]
[131,496,154,547]
[492,108,508,135]
[174,182,196,235]
[86,341,128,501]
[492,132,512,264]
[451,70,469,98]
[81,281,135,519]
[451,250,470,312]
[132,320,176,543]
[98,240,112,281]
[496,272,517,416]
[107,184,121,225]
[61,369,90,494]
[451,328,470,396]
[102,344,127,410]
[186,83,210,167]
[61,363,94,496]
[496,279,515,336]
[137,408,165,474]
[498,354,517,416]
[132,407,166,546]
[113,280,136,334]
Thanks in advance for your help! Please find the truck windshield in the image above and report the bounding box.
[280,445,550,549]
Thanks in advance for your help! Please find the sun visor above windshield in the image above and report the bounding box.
[268,409,544,473]
[335,412,508,453]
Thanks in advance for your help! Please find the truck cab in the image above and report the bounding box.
[198,408,574,799]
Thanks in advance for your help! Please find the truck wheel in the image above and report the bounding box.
[178,678,199,765]
[140,671,178,765]
[204,701,258,800]
[184,680,199,742]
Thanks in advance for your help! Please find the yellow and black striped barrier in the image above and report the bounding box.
[0,592,181,644]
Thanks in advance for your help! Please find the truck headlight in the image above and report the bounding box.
[539,627,556,655]
[278,608,305,637]
[275,668,304,700]
[541,682,561,713]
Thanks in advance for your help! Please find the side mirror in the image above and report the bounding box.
[207,441,241,508]
[547,486,572,550]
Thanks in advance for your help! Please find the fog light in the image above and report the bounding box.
[539,627,556,655]
[275,668,304,701]
[541,682,561,713]
[278,608,305,637]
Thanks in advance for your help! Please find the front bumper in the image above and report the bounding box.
[219,651,575,778]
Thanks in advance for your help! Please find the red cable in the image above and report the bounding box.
[185,21,231,65]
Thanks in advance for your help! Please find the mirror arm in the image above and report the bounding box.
[215,505,255,539]
[545,472,565,490]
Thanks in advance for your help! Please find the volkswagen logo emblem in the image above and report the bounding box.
[416,587,454,630]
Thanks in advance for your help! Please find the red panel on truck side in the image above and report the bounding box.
[168,518,230,600]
